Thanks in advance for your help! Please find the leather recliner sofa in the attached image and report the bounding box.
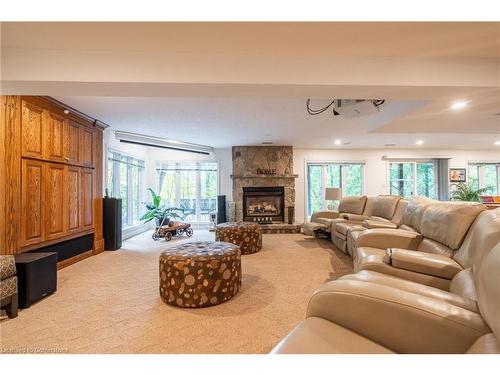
[301,195,369,237]
[346,196,433,258]
[271,209,500,354]
[331,195,404,253]
[353,200,487,290]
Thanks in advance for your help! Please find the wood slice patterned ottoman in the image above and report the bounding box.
[215,222,263,255]
[159,241,241,308]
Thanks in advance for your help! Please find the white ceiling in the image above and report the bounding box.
[53,95,500,149]
[3,22,500,150]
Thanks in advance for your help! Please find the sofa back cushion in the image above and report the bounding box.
[475,243,500,350]
[366,195,402,220]
[390,199,409,225]
[419,201,486,251]
[453,208,500,269]
[401,196,435,232]
[338,196,367,215]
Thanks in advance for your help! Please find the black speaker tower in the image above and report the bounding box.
[217,195,227,224]
[103,197,123,250]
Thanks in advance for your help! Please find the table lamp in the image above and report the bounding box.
[325,187,342,210]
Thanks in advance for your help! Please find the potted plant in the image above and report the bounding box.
[140,188,185,227]
[450,182,491,202]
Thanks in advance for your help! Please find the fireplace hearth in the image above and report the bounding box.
[243,187,285,223]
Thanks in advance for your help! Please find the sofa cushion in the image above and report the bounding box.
[419,201,486,251]
[354,247,451,290]
[335,221,364,236]
[369,195,402,220]
[401,196,435,232]
[315,217,335,228]
[417,238,455,258]
[387,248,463,279]
[391,199,409,225]
[338,196,367,215]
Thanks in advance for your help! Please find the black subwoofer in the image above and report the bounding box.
[103,197,122,250]
[15,252,57,309]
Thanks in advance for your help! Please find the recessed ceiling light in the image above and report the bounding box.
[334,139,342,145]
[450,100,467,110]
[416,140,424,146]
[343,142,351,145]
[494,141,500,146]
[384,143,396,147]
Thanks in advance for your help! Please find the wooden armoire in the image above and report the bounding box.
[0,96,106,268]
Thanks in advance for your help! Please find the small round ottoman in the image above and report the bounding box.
[159,241,241,308]
[215,222,263,255]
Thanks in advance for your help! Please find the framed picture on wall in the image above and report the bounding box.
[449,168,466,183]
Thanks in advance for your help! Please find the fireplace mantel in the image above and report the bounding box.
[231,174,298,179]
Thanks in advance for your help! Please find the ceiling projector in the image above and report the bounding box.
[306,99,385,118]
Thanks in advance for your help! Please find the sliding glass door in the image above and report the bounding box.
[157,162,218,223]
[106,150,145,228]
[307,162,365,217]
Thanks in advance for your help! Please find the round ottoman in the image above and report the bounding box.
[159,241,241,308]
[215,222,262,255]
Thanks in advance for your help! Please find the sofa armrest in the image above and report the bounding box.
[362,220,398,229]
[340,213,371,222]
[385,248,463,279]
[356,229,422,250]
[311,210,340,222]
[306,280,489,353]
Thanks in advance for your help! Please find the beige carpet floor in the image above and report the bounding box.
[0,230,353,354]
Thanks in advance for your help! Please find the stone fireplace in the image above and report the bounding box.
[231,146,299,233]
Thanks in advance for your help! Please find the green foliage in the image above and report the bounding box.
[450,182,491,202]
[140,188,185,224]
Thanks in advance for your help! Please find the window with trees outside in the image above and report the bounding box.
[106,150,145,228]
[156,162,218,223]
[307,162,364,217]
[388,161,436,199]
[468,163,500,195]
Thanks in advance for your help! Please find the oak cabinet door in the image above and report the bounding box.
[21,100,44,158]
[67,166,81,233]
[81,168,94,230]
[66,120,80,164]
[80,127,94,167]
[45,163,67,240]
[21,159,45,246]
[46,111,66,162]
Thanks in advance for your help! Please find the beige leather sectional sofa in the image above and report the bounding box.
[276,196,500,354]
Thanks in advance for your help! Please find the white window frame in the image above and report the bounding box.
[305,160,366,219]
[468,162,500,195]
[107,149,145,229]
[386,159,437,199]
[155,160,220,224]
